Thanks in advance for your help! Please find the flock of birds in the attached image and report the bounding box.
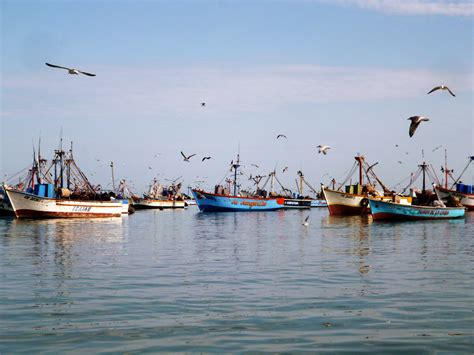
[45,61,456,145]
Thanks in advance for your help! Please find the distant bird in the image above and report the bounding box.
[95,158,100,162]
[148,166,152,169]
[201,102,206,107]
[282,166,288,173]
[202,156,212,162]
[427,85,455,97]
[408,116,429,137]
[398,161,403,164]
[277,134,287,139]
[181,151,196,162]
[395,144,399,147]
[153,153,161,158]
[45,62,96,76]
[302,215,309,227]
[317,145,331,155]
[251,164,259,168]
[432,145,443,152]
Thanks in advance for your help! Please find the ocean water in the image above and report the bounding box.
[1,208,473,353]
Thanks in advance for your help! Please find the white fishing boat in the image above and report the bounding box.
[4,139,123,219]
[323,155,410,215]
[4,187,123,218]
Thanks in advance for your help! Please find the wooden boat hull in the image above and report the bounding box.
[5,188,123,219]
[322,187,370,215]
[133,198,186,209]
[192,189,285,212]
[434,185,474,211]
[369,199,465,221]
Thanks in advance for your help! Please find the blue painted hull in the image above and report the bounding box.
[310,199,328,208]
[369,199,465,221]
[192,190,285,212]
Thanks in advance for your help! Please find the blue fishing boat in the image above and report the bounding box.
[192,154,285,212]
[368,198,465,221]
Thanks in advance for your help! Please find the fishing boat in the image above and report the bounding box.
[192,155,285,212]
[4,140,123,219]
[0,186,15,216]
[323,155,410,215]
[433,155,474,211]
[368,198,465,221]
[133,178,186,209]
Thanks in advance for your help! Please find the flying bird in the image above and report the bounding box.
[148,166,152,169]
[398,161,403,164]
[181,151,196,162]
[251,164,259,168]
[201,102,206,107]
[277,134,287,139]
[427,85,455,97]
[317,145,331,155]
[432,145,443,152]
[45,63,96,76]
[302,215,309,227]
[202,156,212,161]
[282,167,288,173]
[408,116,429,137]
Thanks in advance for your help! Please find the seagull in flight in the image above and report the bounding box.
[181,151,196,162]
[408,116,429,137]
[317,145,331,155]
[277,134,287,139]
[202,156,212,162]
[432,145,443,152]
[282,166,288,173]
[201,102,206,107]
[45,63,96,76]
[302,215,309,227]
[427,85,455,97]
[251,164,259,168]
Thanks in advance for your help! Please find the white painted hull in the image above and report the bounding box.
[322,187,369,215]
[5,188,123,218]
[435,185,474,211]
[134,198,186,209]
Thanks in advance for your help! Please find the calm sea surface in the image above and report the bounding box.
[1,208,473,353]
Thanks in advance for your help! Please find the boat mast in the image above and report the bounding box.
[233,154,240,196]
[355,155,364,185]
[110,161,116,191]
[419,161,428,194]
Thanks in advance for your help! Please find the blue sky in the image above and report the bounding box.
[1,0,473,194]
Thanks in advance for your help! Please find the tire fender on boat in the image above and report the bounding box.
[360,198,369,208]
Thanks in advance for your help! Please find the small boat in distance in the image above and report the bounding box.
[133,178,186,210]
[192,154,285,212]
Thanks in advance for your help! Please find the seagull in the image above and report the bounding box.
[45,63,96,76]
[427,85,455,97]
[251,164,259,168]
[148,166,152,169]
[398,161,403,164]
[302,215,309,227]
[202,156,211,162]
[432,145,443,152]
[277,134,287,139]
[408,116,429,137]
[282,166,288,173]
[317,145,331,155]
[395,144,399,147]
[201,102,206,107]
[181,151,196,162]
